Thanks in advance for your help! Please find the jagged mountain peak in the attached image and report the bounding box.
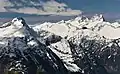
[11,17,26,27]
[90,14,105,22]
[12,17,26,24]
[0,17,31,37]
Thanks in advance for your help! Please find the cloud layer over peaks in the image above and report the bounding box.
[0,0,82,16]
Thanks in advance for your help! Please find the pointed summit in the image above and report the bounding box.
[0,17,31,37]
[91,14,105,22]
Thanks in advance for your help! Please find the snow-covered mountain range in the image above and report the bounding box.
[0,0,81,16]
[34,14,120,39]
[1,14,120,74]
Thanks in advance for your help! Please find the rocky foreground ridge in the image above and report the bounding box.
[1,15,120,74]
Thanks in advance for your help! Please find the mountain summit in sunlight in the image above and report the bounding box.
[0,0,82,16]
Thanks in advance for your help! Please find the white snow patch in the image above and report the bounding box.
[49,39,81,72]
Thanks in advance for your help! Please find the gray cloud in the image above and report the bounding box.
[0,0,82,16]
